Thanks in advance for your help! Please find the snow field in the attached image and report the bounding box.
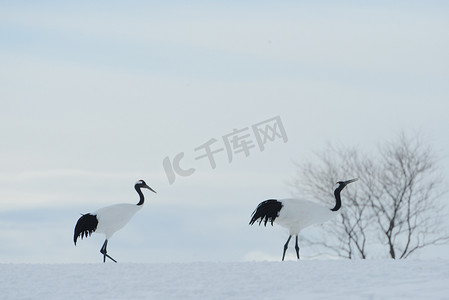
[1,260,449,300]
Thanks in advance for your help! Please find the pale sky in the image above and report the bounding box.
[1,1,449,263]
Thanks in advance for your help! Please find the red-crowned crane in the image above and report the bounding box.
[249,178,358,261]
[73,180,156,263]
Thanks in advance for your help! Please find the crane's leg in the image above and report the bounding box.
[282,235,292,261]
[100,239,117,263]
[295,235,300,260]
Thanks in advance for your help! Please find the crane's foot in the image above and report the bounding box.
[282,235,292,261]
[295,235,300,260]
[100,249,117,263]
[100,239,117,263]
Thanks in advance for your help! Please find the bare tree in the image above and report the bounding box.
[370,133,448,258]
[291,133,448,259]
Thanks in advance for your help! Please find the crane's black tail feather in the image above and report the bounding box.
[249,199,283,226]
[74,213,99,245]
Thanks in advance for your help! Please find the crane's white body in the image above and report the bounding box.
[276,198,338,235]
[95,204,143,239]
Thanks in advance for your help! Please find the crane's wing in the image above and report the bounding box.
[73,213,99,245]
[249,199,283,226]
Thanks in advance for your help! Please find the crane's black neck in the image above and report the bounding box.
[135,185,145,206]
[331,184,344,212]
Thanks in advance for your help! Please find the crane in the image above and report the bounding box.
[73,179,156,263]
[249,178,358,261]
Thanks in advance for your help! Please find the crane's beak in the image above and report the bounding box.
[344,178,359,185]
[145,185,157,193]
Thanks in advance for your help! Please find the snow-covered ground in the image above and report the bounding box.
[2,260,449,299]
